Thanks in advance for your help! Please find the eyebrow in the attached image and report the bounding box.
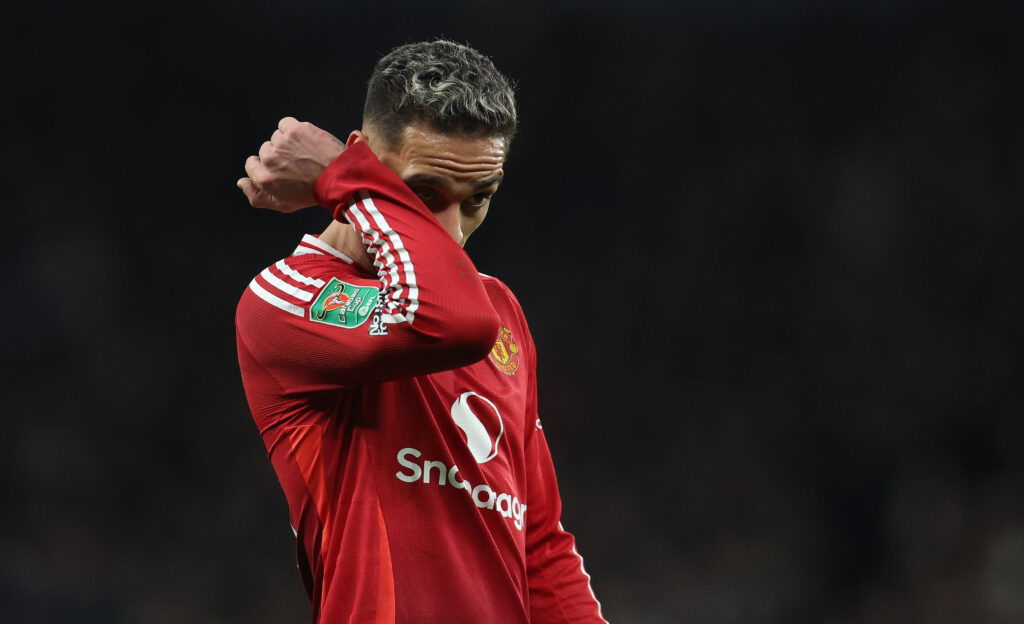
[402,173,503,192]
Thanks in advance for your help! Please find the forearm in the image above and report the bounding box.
[237,139,500,391]
[314,142,499,347]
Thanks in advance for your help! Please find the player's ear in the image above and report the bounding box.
[346,130,366,147]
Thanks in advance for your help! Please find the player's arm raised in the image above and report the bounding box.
[236,118,500,389]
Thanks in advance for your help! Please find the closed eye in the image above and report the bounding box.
[412,187,437,205]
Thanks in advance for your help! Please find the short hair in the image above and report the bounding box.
[363,40,517,150]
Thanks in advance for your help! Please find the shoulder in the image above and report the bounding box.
[238,236,374,321]
[478,272,536,344]
[479,272,525,316]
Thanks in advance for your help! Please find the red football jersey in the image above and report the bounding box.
[235,143,606,623]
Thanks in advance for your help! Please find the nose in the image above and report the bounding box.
[432,202,464,243]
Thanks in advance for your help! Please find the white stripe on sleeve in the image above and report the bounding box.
[358,192,419,323]
[260,268,314,302]
[276,260,326,288]
[249,279,304,317]
[347,202,406,316]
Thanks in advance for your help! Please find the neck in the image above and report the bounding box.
[319,220,375,273]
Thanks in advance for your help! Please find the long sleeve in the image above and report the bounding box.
[235,142,500,392]
[524,342,608,623]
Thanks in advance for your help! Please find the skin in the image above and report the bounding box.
[239,117,506,273]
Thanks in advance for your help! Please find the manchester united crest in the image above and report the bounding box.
[489,326,520,375]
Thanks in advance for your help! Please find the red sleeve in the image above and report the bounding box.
[524,338,608,623]
[235,142,500,391]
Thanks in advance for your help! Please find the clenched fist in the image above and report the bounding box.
[237,117,346,213]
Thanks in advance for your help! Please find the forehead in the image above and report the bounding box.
[387,124,507,182]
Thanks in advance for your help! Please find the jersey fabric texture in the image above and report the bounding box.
[235,142,606,624]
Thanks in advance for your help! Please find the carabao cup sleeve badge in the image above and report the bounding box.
[309,278,380,329]
[489,326,520,375]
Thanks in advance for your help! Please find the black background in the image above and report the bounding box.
[3,1,1023,622]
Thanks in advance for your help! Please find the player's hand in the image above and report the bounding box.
[237,117,346,212]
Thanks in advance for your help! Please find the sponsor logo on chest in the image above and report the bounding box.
[394,391,526,530]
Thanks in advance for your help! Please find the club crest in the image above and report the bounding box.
[488,326,520,375]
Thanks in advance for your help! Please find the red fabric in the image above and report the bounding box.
[236,143,606,623]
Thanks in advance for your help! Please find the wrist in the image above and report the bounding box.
[313,142,376,218]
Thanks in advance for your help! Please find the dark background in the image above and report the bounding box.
[3,1,1023,622]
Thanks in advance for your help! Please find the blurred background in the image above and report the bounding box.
[2,1,1022,622]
